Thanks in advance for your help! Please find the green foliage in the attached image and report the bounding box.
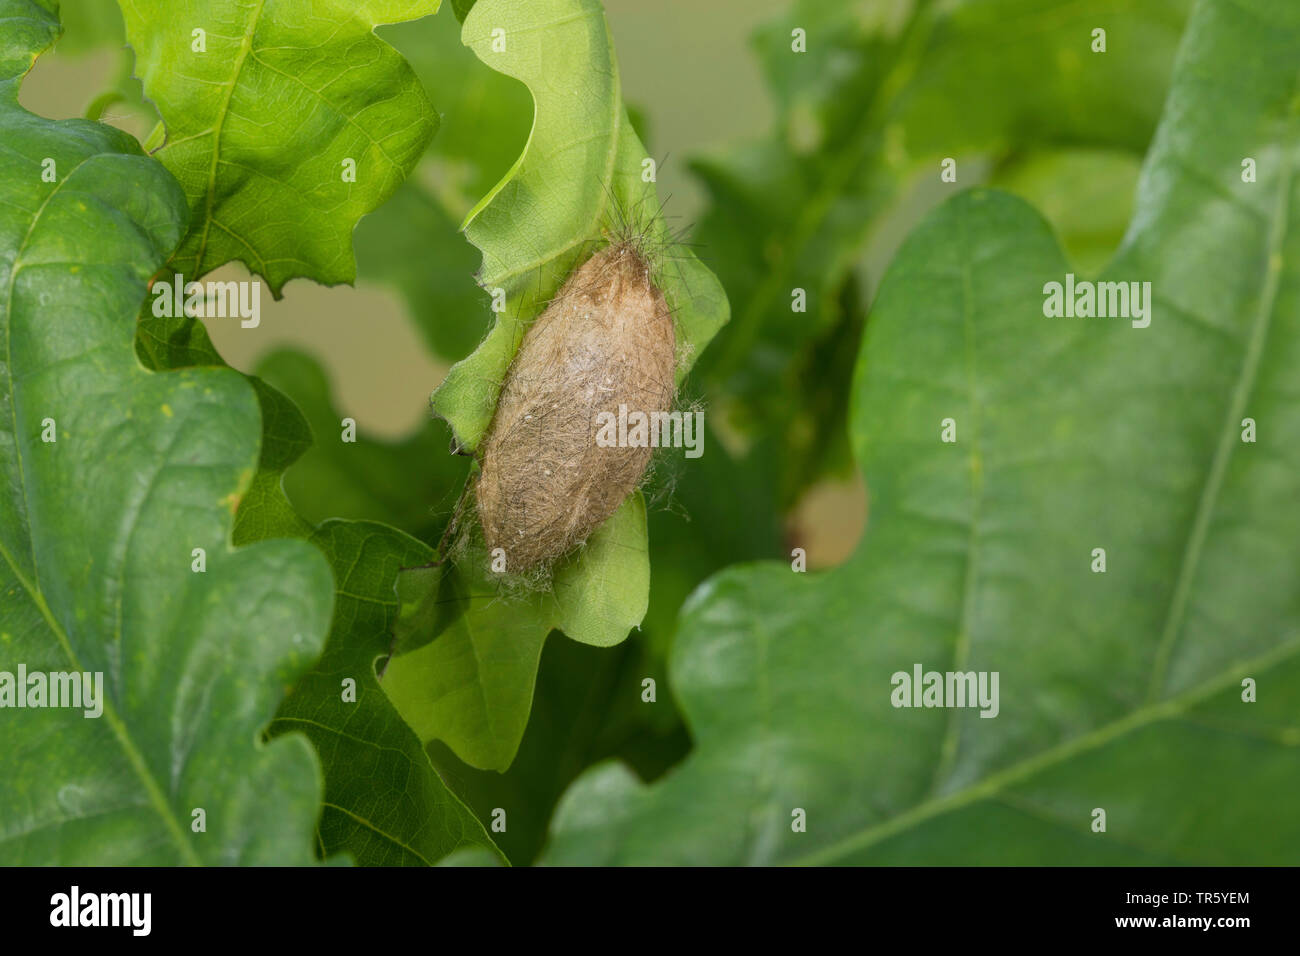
[990,149,1142,277]
[426,633,687,864]
[235,367,501,863]
[542,0,1300,864]
[354,180,489,361]
[256,353,681,851]
[356,10,532,360]
[118,0,446,294]
[270,521,502,865]
[0,0,333,864]
[383,495,650,770]
[50,0,127,54]
[449,0,477,24]
[107,0,500,865]
[134,283,501,867]
[627,0,1195,681]
[254,349,469,543]
[380,0,729,771]
[432,0,727,450]
[8,0,1294,871]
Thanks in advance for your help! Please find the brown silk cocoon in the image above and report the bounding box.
[475,243,676,571]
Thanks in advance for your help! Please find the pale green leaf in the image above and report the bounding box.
[382,494,648,770]
[432,0,728,450]
[382,0,725,770]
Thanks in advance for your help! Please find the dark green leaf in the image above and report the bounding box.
[271,521,502,865]
[0,0,334,864]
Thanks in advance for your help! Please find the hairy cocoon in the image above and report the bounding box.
[475,243,676,571]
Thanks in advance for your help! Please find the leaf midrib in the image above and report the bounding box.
[321,801,434,866]
[931,251,982,793]
[1146,99,1297,702]
[792,634,1300,865]
[273,714,440,866]
[187,0,268,275]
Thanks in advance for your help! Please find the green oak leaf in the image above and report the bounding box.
[542,0,1300,864]
[641,424,787,659]
[218,354,504,864]
[425,632,689,865]
[225,346,499,863]
[432,0,728,450]
[156,337,502,864]
[118,0,445,294]
[109,3,502,862]
[252,348,680,838]
[131,306,319,544]
[254,347,661,852]
[0,0,333,864]
[270,520,504,865]
[643,0,1170,669]
[382,0,728,771]
[148,336,501,863]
